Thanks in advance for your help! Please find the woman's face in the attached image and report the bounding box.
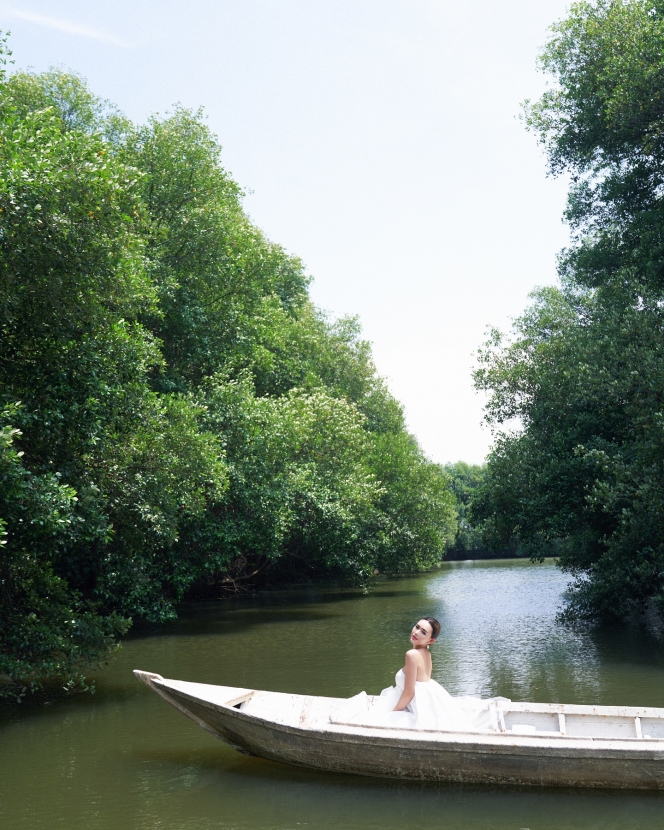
[410,619,434,647]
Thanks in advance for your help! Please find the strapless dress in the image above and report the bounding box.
[365,669,506,731]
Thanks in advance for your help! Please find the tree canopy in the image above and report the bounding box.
[0,44,457,698]
[475,1,664,621]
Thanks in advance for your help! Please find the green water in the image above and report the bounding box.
[2,559,664,829]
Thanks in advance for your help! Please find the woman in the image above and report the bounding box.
[367,617,494,731]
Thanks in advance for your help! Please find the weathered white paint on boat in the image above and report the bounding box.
[134,670,664,789]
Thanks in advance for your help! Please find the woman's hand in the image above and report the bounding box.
[392,650,418,711]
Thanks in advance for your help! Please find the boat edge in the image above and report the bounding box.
[133,669,255,753]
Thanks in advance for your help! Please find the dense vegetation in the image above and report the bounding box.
[442,462,529,558]
[0,43,457,697]
[473,0,664,621]
[443,463,487,556]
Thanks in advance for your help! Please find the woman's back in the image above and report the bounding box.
[405,647,432,682]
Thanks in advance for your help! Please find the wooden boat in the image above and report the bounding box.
[134,670,664,789]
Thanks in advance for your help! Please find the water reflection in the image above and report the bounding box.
[426,560,604,702]
[425,560,664,707]
[2,559,664,830]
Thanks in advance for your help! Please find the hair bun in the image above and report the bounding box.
[423,616,441,640]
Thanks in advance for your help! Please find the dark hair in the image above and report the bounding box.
[422,616,441,641]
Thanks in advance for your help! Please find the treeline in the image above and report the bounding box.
[443,462,531,559]
[473,0,664,622]
[443,463,488,557]
[0,44,457,696]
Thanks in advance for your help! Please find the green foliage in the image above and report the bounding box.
[524,0,664,292]
[122,106,309,392]
[0,408,129,699]
[443,462,488,554]
[473,1,664,622]
[475,282,664,619]
[371,435,457,573]
[0,47,457,695]
[185,375,382,586]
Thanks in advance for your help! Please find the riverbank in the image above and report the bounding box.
[444,549,524,561]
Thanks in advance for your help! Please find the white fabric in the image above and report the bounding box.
[365,669,507,732]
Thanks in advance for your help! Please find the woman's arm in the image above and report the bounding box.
[393,651,419,711]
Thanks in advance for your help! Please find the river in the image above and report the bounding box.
[2,559,664,829]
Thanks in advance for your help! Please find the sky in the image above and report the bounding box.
[1,0,572,464]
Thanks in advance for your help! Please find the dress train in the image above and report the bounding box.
[364,669,508,732]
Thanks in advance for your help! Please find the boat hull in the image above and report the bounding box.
[135,672,664,789]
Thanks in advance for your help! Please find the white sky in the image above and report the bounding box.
[2,0,572,464]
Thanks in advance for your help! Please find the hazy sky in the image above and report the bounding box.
[1,0,572,464]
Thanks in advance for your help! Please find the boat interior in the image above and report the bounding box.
[144,675,664,742]
[329,691,664,740]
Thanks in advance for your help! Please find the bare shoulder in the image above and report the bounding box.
[405,648,424,664]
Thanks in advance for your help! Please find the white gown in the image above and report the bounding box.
[365,669,505,732]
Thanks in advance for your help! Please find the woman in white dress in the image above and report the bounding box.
[368,617,494,731]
